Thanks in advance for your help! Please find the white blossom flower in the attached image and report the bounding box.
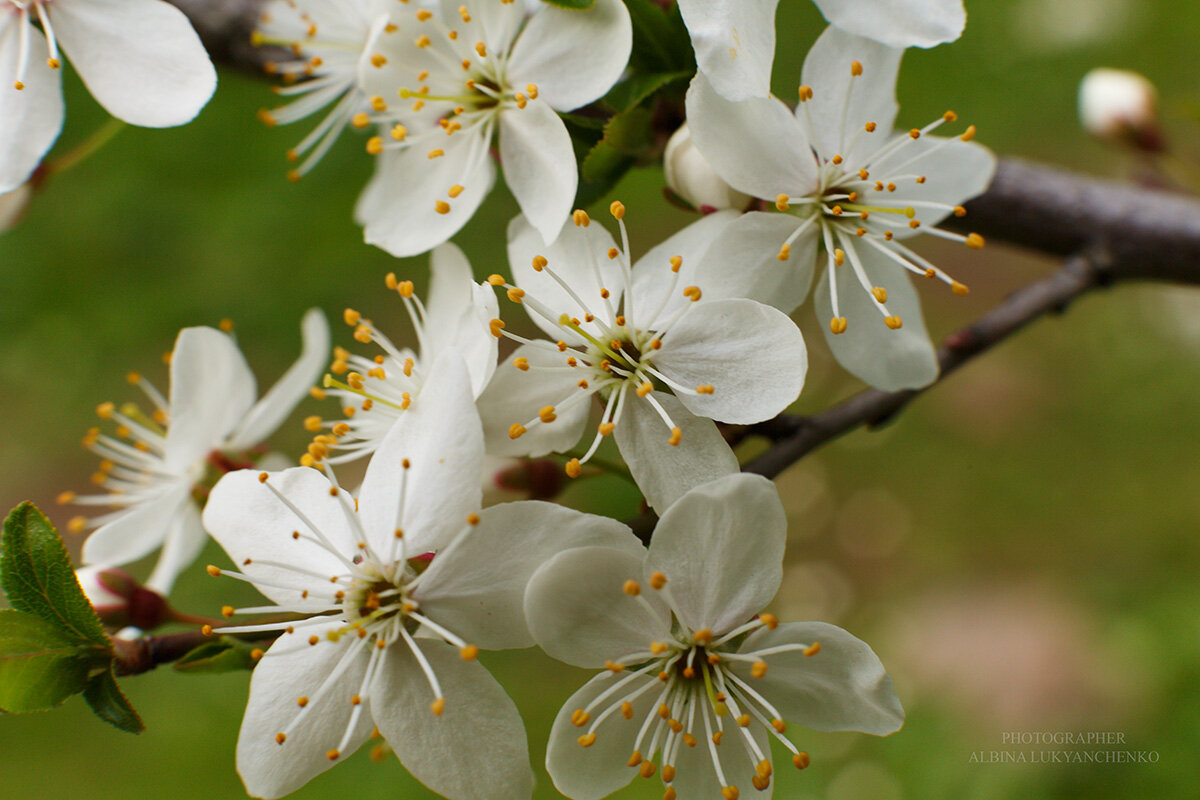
[0,0,217,191]
[1078,67,1162,150]
[676,0,965,101]
[686,26,996,391]
[662,122,751,213]
[352,0,631,256]
[65,310,329,593]
[527,473,904,800]
[478,204,807,513]
[306,243,497,464]
[201,351,641,799]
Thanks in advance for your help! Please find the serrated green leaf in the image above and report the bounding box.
[540,0,595,8]
[84,665,144,733]
[0,610,101,712]
[602,106,654,154]
[625,0,694,74]
[1,503,109,646]
[602,70,691,114]
[173,636,260,674]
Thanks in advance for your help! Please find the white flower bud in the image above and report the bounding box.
[75,566,128,613]
[0,181,33,233]
[1078,68,1163,150]
[663,123,751,211]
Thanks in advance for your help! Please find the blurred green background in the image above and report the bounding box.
[2,0,1199,798]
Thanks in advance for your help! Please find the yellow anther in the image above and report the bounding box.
[884,316,904,330]
[831,155,843,166]
[777,243,791,261]
[598,422,615,436]
[951,281,970,296]
[775,193,790,211]
[56,491,76,506]
[514,93,527,109]
[735,714,750,727]
[221,605,236,619]
[621,701,634,719]
[771,718,786,733]
[609,201,627,220]
[966,233,985,249]
[578,733,597,748]
[794,752,811,769]
[751,661,768,678]
[275,733,287,745]
[366,136,384,155]
[460,644,479,661]
[513,357,530,371]
[414,34,431,48]
[834,249,845,266]
[573,209,590,226]
[692,628,712,645]
[668,427,682,446]
[623,579,641,596]
[435,200,451,214]
[752,776,770,791]
[526,83,539,99]
[683,286,701,302]
[909,219,922,229]
[721,788,739,800]
[665,787,678,800]
[201,624,214,636]
[636,382,653,398]
[416,8,432,20]
[458,5,471,22]
[474,41,486,57]
[391,125,408,141]
[804,641,821,656]
[696,384,714,395]
[565,458,582,478]
[431,697,446,716]
[850,60,863,76]
[961,125,977,142]
[871,286,888,303]
[539,405,557,423]
[67,516,88,534]
[508,423,527,439]
[758,613,778,629]
[864,121,878,133]
[427,148,445,159]
[327,749,340,760]
[532,255,548,271]
[640,761,657,779]
[798,84,813,101]
[627,751,643,767]
[571,708,591,726]
[662,764,676,782]
[96,402,115,419]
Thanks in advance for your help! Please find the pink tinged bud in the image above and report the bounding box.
[1078,68,1164,152]
[0,181,34,234]
[662,123,752,212]
[490,458,567,502]
[75,566,168,629]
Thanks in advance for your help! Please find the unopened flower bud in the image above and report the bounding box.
[1078,68,1164,152]
[0,181,33,234]
[482,456,567,506]
[663,123,751,212]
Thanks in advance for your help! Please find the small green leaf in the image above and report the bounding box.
[540,0,596,8]
[173,636,260,674]
[602,70,691,114]
[625,0,694,74]
[1,503,109,646]
[601,106,654,155]
[0,610,101,713]
[83,665,144,733]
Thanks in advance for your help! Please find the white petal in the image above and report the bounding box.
[685,73,816,199]
[629,209,740,328]
[677,0,780,101]
[373,638,533,800]
[813,243,938,390]
[477,341,591,458]
[358,127,497,257]
[202,467,358,606]
[687,211,819,315]
[81,482,191,569]
[440,0,526,53]
[164,327,257,471]
[357,350,483,555]
[423,244,499,398]
[525,545,668,668]
[0,23,63,192]
[733,621,904,735]
[144,500,205,594]
[812,0,965,48]
[645,474,785,634]
[227,309,330,450]
[418,502,642,650]
[801,26,903,163]
[506,0,632,111]
[653,298,806,424]
[669,711,772,800]
[508,212,623,342]
[237,621,374,799]
[48,0,215,127]
[613,392,738,516]
[544,671,656,800]
[500,101,577,245]
[876,136,997,232]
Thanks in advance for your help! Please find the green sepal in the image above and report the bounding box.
[1,503,109,646]
[173,636,261,674]
[0,610,105,713]
[83,665,145,733]
[540,0,596,8]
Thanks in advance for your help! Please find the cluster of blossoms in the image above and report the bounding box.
[37,1,1004,799]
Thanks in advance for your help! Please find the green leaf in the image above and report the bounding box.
[540,0,596,8]
[0,610,100,713]
[83,665,144,733]
[173,636,260,674]
[602,70,691,114]
[601,106,654,155]
[625,0,694,74]
[1,502,109,646]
